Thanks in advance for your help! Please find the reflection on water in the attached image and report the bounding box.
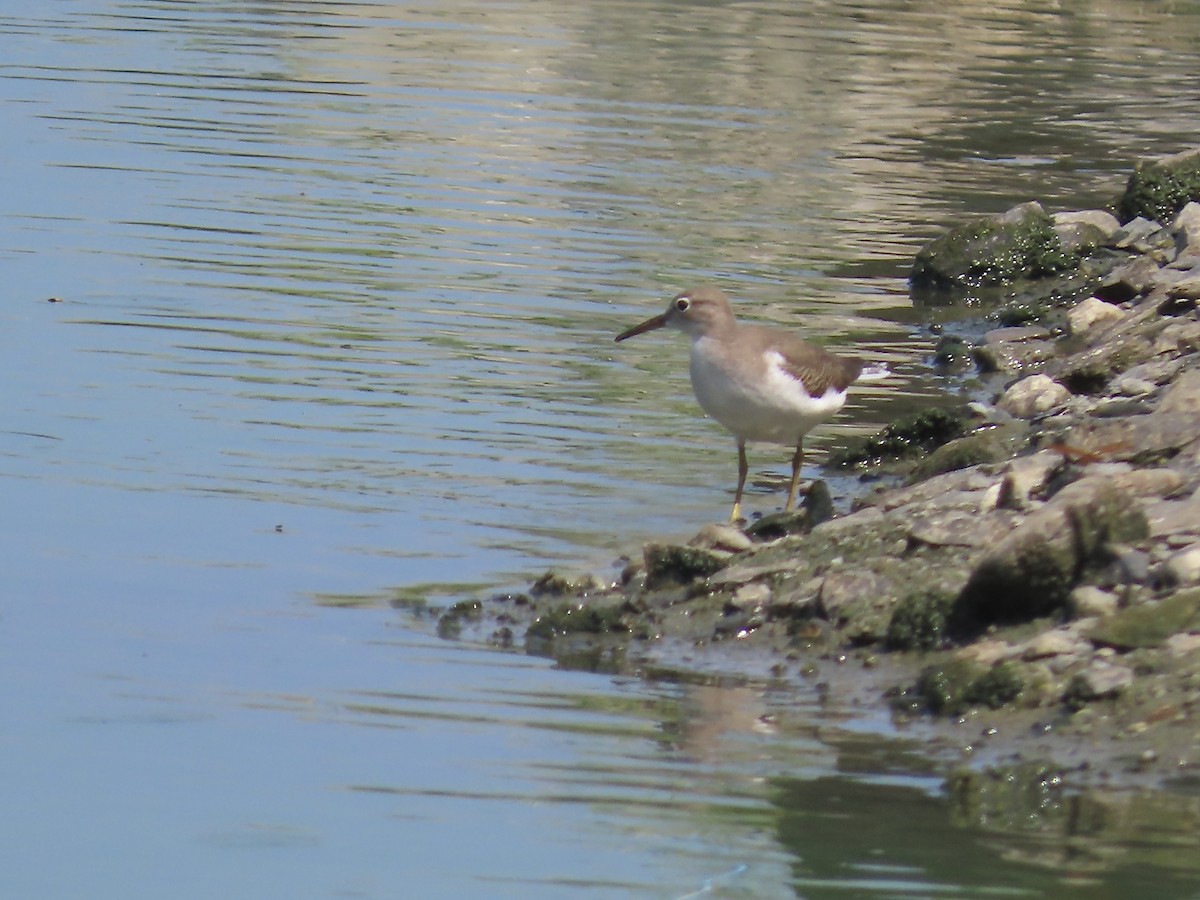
[5,1,1200,897]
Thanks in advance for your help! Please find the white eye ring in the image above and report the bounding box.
[674,297,690,312]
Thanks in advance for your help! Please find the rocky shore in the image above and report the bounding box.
[433,149,1200,793]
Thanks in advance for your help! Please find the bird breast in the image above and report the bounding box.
[688,338,848,445]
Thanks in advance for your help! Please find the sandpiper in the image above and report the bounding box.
[616,285,875,521]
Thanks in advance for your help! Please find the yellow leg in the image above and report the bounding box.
[785,440,805,512]
[730,440,748,522]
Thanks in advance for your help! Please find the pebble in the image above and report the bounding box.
[997,374,1072,418]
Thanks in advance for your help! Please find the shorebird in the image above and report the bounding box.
[616,285,876,521]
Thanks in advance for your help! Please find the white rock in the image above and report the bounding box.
[1069,586,1119,618]
[1163,545,1200,586]
[731,581,771,608]
[1021,628,1089,660]
[997,374,1072,418]
[1068,296,1126,336]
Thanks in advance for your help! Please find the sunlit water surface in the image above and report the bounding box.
[4,2,1200,897]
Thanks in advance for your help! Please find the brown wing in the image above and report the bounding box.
[771,333,863,396]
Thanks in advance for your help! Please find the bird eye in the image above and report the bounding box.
[674,297,690,312]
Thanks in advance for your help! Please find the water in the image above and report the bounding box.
[4,2,1200,896]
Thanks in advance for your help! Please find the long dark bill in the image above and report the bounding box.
[615,312,668,342]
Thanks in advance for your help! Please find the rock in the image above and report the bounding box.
[1173,201,1200,252]
[530,571,606,598]
[1068,586,1119,618]
[1112,216,1174,257]
[1020,626,1090,660]
[730,581,771,609]
[997,450,1063,508]
[952,479,1150,634]
[1094,255,1160,303]
[985,325,1053,344]
[1161,544,1200,586]
[1053,209,1121,240]
[1053,211,1118,255]
[997,374,1072,418]
[1063,413,1200,463]
[972,338,1059,374]
[885,589,956,651]
[642,543,729,589]
[1068,297,1125,337]
[689,523,753,554]
[817,569,895,642]
[1089,588,1200,649]
[1156,368,1200,415]
[1153,319,1200,355]
[1164,273,1200,301]
[907,509,1011,549]
[1165,632,1200,657]
[1118,147,1200,224]
[932,334,972,374]
[1110,373,1158,397]
[829,407,967,467]
[909,427,1026,482]
[910,201,1075,301]
[1145,489,1200,540]
[1066,662,1134,704]
[743,480,834,540]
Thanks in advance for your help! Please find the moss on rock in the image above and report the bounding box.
[911,202,1077,297]
[1117,149,1200,224]
[828,407,967,467]
[886,589,956,652]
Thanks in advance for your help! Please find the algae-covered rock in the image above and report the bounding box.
[908,426,1026,482]
[743,480,833,540]
[436,599,484,639]
[1089,588,1200,650]
[911,202,1077,301]
[530,570,605,598]
[526,601,629,641]
[1117,148,1200,224]
[642,542,730,588]
[886,589,956,652]
[952,479,1149,634]
[914,657,1026,715]
[828,407,966,467]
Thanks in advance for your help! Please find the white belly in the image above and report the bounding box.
[689,339,848,445]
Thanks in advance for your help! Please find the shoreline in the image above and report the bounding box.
[432,154,1200,794]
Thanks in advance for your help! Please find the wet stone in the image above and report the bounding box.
[997,374,1072,418]
[642,543,730,589]
[688,523,753,554]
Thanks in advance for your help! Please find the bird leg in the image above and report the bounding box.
[730,439,748,522]
[785,440,805,512]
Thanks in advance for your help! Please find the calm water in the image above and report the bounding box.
[4,2,1200,897]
